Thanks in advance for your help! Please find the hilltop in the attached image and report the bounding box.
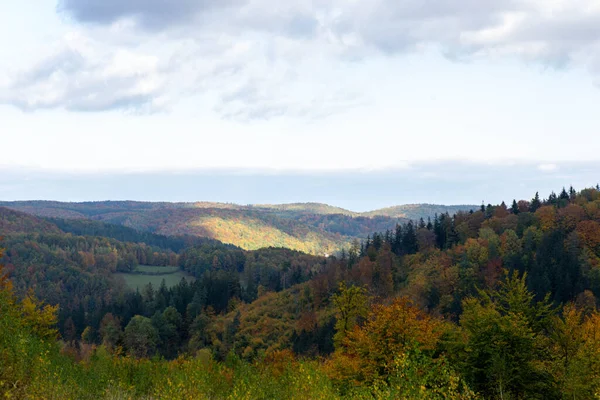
[364,203,477,219]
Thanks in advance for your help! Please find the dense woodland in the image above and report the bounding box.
[2,187,600,398]
[0,200,475,255]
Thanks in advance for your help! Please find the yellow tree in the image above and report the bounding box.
[0,244,58,397]
[331,282,369,348]
[20,290,58,340]
[551,304,600,398]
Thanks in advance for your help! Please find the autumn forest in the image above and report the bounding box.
[2,187,600,399]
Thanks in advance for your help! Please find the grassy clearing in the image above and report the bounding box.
[115,271,194,290]
[135,265,180,274]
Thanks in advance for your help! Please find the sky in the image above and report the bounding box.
[1,0,600,209]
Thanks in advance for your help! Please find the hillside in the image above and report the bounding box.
[0,206,63,235]
[0,200,474,254]
[118,208,347,254]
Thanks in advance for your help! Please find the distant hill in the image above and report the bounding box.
[0,200,475,254]
[252,202,357,216]
[119,208,347,254]
[364,203,477,220]
[0,207,63,235]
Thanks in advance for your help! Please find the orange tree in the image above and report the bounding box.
[325,296,475,397]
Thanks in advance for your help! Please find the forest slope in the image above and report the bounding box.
[0,200,475,254]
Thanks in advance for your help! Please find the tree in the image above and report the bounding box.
[402,221,418,254]
[458,272,556,399]
[81,326,94,344]
[550,304,600,398]
[20,290,58,340]
[189,312,211,352]
[331,282,369,348]
[536,206,557,232]
[374,244,394,297]
[569,186,577,200]
[530,192,542,212]
[99,313,122,351]
[124,315,158,358]
[511,200,520,215]
[324,297,474,397]
[152,306,183,358]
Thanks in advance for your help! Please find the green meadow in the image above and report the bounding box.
[115,265,194,290]
[134,265,180,274]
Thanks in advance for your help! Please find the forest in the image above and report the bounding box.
[2,187,600,398]
[0,200,475,255]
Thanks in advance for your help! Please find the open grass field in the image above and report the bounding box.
[134,265,180,274]
[114,268,195,290]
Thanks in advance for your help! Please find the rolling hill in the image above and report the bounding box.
[0,206,63,235]
[0,200,476,254]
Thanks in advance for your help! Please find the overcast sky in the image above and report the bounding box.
[1,1,599,207]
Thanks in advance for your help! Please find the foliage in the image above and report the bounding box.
[4,187,600,398]
[0,207,62,235]
[124,315,159,358]
[331,282,369,348]
[549,303,600,398]
[326,297,448,388]
[458,273,557,399]
[2,200,469,255]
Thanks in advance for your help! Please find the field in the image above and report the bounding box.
[133,265,180,274]
[114,265,194,290]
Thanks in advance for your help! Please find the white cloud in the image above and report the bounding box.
[0,32,165,112]
[1,0,600,119]
[538,163,559,172]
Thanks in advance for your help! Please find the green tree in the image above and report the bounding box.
[458,272,556,399]
[511,199,520,214]
[124,315,158,358]
[152,306,183,358]
[530,192,542,212]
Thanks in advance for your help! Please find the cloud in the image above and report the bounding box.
[328,0,600,69]
[58,0,322,38]
[57,0,238,30]
[216,87,365,121]
[538,163,559,172]
[0,26,360,119]
[0,33,165,112]
[2,0,600,117]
